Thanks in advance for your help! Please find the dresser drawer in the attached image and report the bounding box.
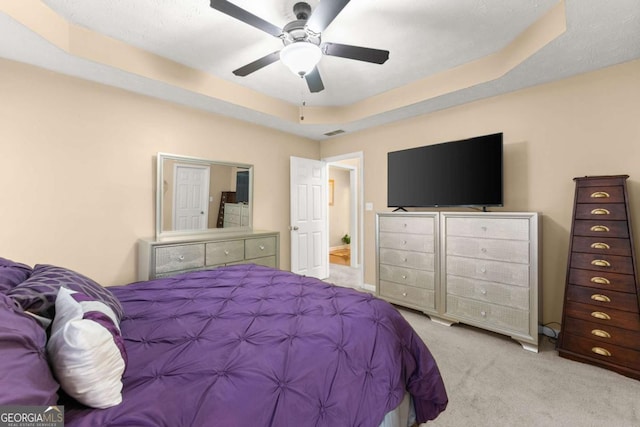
[378,215,435,234]
[445,217,530,241]
[206,240,244,265]
[565,285,639,313]
[446,255,529,287]
[155,244,205,274]
[446,236,529,264]
[568,268,637,293]
[573,220,629,238]
[379,281,435,310]
[563,317,640,349]
[571,236,632,257]
[575,203,627,220]
[576,186,625,204]
[245,237,277,259]
[379,265,435,289]
[570,253,634,275]
[560,332,640,371]
[379,248,434,270]
[379,232,434,253]
[224,204,243,215]
[446,275,529,310]
[445,295,529,334]
[232,256,277,269]
[563,301,640,331]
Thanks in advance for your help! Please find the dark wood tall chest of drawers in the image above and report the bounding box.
[558,175,640,380]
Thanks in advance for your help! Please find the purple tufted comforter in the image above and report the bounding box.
[64,264,447,427]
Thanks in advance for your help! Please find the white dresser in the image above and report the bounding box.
[377,213,438,314]
[376,212,539,351]
[138,230,279,280]
[223,203,250,228]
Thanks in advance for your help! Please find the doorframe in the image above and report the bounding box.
[323,152,364,277]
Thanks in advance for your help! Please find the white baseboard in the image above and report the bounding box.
[361,283,376,293]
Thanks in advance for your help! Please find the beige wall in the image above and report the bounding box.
[0,58,319,286]
[320,59,640,324]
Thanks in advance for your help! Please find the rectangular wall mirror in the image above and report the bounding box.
[156,153,253,239]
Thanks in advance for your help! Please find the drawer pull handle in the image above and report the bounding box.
[591,347,612,357]
[259,245,265,251]
[178,255,185,261]
[591,259,611,267]
[403,258,408,263]
[402,275,407,280]
[590,225,610,232]
[590,242,610,250]
[591,329,611,339]
[480,267,487,273]
[480,289,487,295]
[402,292,408,297]
[590,191,610,198]
[480,311,487,317]
[590,208,610,215]
[403,223,408,228]
[224,250,230,256]
[402,240,407,245]
[591,311,611,320]
[591,276,611,285]
[591,294,611,303]
[481,248,487,253]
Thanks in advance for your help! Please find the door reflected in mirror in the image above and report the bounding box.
[156,153,253,239]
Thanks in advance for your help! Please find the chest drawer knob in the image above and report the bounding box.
[259,245,265,250]
[590,191,610,199]
[590,225,610,232]
[591,294,611,303]
[480,311,487,317]
[178,255,185,261]
[591,347,612,357]
[591,259,611,267]
[402,292,407,297]
[224,250,230,256]
[591,329,612,339]
[480,289,487,295]
[591,276,611,285]
[591,311,611,320]
[401,275,407,280]
[590,242,611,250]
[590,208,611,215]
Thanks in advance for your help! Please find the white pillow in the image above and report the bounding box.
[47,287,127,409]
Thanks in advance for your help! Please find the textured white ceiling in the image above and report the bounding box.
[1,0,639,140]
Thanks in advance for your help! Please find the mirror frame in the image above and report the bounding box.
[156,152,254,240]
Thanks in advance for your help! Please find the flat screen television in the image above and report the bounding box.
[387,133,503,209]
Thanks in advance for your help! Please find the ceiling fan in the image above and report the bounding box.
[210,0,390,93]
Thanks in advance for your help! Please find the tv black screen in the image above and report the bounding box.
[387,133,503,208]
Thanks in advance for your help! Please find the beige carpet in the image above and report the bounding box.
[398,308,640,427]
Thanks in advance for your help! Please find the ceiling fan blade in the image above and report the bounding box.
[306,0,350,34]
[305,67,325,93]
[210,0,282,37]
[232,51,281,77]
[321,42,389,64]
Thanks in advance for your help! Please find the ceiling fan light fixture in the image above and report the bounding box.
[280,42,322,77]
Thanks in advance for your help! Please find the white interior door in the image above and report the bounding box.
[173,164,210,230]
[290,156,328,279]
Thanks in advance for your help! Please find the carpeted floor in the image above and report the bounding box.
[398,308,640,427]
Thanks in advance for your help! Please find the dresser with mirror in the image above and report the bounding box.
[138,153,279,280]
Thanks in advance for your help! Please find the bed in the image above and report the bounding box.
[1,257,447,426]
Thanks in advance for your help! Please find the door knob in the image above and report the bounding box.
[289,226,299,231]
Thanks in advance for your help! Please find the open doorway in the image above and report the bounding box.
[324,152,367,291]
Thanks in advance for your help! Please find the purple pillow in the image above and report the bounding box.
[0,293,59,405]
[7,264,124,320]
[0,257,32,293]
